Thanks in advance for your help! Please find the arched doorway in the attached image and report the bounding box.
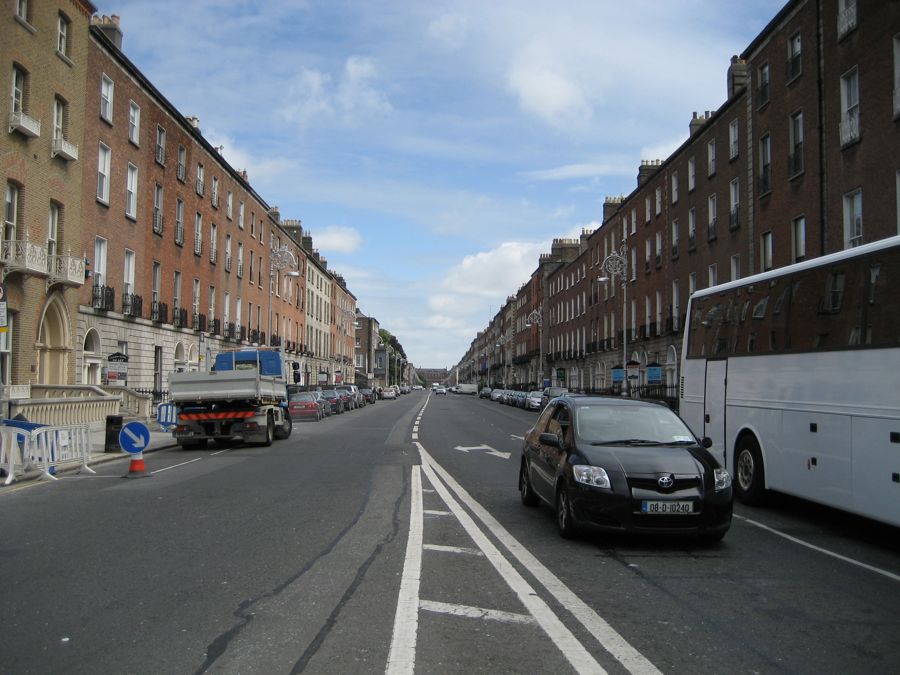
[82,328,102,384]
[36,295,71,384]
[174,342,187,372]
[666,345,678,389]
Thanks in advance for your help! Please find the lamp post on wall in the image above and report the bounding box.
[267,244,299,351]
[525,309,543,389]
[598,239,630,396]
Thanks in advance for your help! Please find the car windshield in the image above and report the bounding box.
[530,391,542,397]
[289,392,315,402]
[321,389,338,397]
[575,405,697,446]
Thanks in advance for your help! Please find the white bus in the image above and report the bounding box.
[679,236,900,527]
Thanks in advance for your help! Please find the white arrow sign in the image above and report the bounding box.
[122,426,147,449]
[454,444,510,460]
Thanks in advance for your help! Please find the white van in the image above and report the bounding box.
[456,383,478,395]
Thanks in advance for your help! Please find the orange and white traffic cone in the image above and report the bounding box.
[123,451,150,478]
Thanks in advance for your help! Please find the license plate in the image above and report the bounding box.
[641,501,694,514]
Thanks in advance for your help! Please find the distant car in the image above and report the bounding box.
[360,388,377,404]
[435,386,447,395]
[480,387,492,399]
[336,385,361,409]
[400,385,411,394]
[490,389,504,402]
[541,386,569,408]
[412,385,423,390]
[382,387,397,400]
[320,389,345,414]
[310,390,331,416]
[288,391,323,421]
[526,391,543,411]
[519,395,732,541]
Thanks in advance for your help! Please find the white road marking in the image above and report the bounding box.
[422,544,484,556]
[510,434,524,440]
[150,457,202,474]
[420,445,661,675]
[734,514,900,583]
[210,448,231,456]
[485,449,511,460]
[386,466,423,675]
[412,433,418,440]
[423,509,450,516]
[419,600,536,625]
[417,446,606,674]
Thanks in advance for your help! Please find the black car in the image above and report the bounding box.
[519,396,732,541]
[360,388,377,404]
[320,389,344,414]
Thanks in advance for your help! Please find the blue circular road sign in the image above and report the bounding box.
[119,421,151,454]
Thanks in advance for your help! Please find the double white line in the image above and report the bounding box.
[386,442,660,675]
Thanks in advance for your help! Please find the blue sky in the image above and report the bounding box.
[103,0,785,369]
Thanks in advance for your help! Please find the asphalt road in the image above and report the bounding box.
[1,391,898,674]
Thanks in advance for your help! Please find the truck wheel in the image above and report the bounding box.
[263,414,274,446]
[274,411,292,440]
[734,434,766,505]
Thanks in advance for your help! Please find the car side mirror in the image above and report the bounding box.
[701,436,713,449]
[539,432,561,448]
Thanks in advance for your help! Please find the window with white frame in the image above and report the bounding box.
[225,234,232,271]
[645,239,651,270]
[5,182,19,241]
[840,67,860,145]
[672,280,680,330]
[789,110,804,175]
[16,0,29,22]
[708,264,717,288]
[670,220,679,256]
[100,74,113,123]
[707,193,717,238]
[175,198,184,245]
[153,183,163,233]
[707,138,716,176]
[57,12,69,57]
[671,171,678,204]
[757,62,770,107]
[52,97,66,142]
[729,178,740,229]
[152,261,161,304]
[128,101,140,145]
[249,252,255,284]
[787,32,802,81]
[631,209,637,234]
[196,163,205,196]
[237,242,244,278]
[687,156,695,191]
[192,279,201,317]
[11,65,26,115]
[47,202,59,258]
[655,186,662,215]
[759,134,772,193]
[238,201,244,229]
[792,215,806,262]
[211,176,219,207]
[645,196,651,223]
[177,145,186,181]
[155,125,165,164]
[208,286,215,323]
[655,290,662,332]
[210,223,217,263]
[223,291,231,324]
[655,231,663,265]
[688,207,696,243]
[97,143,111,202]
[843,188,862,248]
[730,254,741,281]
[173,271,182,310]
[729,119,739,159]
[124,249,135,295]
[194,213,203,255]
[226,191,233,219]
[761,231,774,271]
[94,236,108,286]
[125,163,138,218]
[688,272,697,296]
[630,247,637,281]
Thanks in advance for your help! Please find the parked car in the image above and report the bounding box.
[288,391,324,421]
[526,391,543,411]
[519,395,732,541]
[360,388,377,404]
[336,388,355,410]
[336,384,362,408]
[435,386,447,395]
[382,387,397,400]
[320,389,345,414]
[480,387,492,399]
[541,386,569,408]
[400,385,411,394]
[490,389,504,402]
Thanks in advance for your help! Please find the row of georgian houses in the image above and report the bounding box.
[456,0,900,402]
[1,3,391,420]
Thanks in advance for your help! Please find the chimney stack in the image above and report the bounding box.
[185,116,201,131]
[92,14,123,50]
[689,111,711,137]
[727,55,749,98]
[637,159,662,187]
[603,196,624,222]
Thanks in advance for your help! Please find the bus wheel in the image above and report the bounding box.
[734,435,765,505]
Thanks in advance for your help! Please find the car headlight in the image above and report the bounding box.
[572,465,611,489]
[713,468,731,492]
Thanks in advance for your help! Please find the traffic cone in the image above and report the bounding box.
[123,451,151,478]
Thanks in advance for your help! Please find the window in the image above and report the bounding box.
[672,280,681,330]
[226,191,233,219]
[671,171,678,204]
[225,235,232,272]
[688,208,696,247]
[208,286,216,323]
[250,211,256,237]
[57,13,69,57]
[689,272,697,296]
[175,199,184,245]
[655,186,662,215]
[128,101,140,145]
[124,249,135,296]
[211,177,219,208]
[173,271,182,311]
[708,264,717,288]
[789,111,804,176]
[152,262,161,304]
[655,231,663,266]
[100,74,114,123]
[644,196,651,223]
[761,231,774,271]
[97,143,111,203]
[153,184,164,234]
[94,236,108,286]
[52,97,66,142]
[757,63,770,107]
[125,164,138,218]
[687,156,696,191]
[5,182,20,241]
[707,194,717,240]
[644,239,652,271]
[759,134,772,194]
[843,189,863,248]
[249,254,255,284]
[192,279,201,317]
[11,65,26,115]
[155,126,166,165]
[670,220,679,257]
[194,213,203,255]
[630,248,636,281]
[707,139,716,176]
[730,254,741,281]
[177,146,186,182]
[238,201,245,229]
[792,216,806,262]
[196,164,205,197]
[729,119,739,159]
[16,0,29,23]
[631,208,637,234]
[47,202,59,258]
[210,223,217,263]
[787,33,802,81]
[729,178,740,230]
[840,67,860,146]
[838,0,857,39]
[237,243,244,278]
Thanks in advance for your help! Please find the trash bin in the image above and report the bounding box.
[105,415,124,453]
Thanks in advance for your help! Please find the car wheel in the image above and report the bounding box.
[734,435,766,505]
[263,413,274,447]
[275,411,292,440]
[519,461,540,507]
[556,482,578,539]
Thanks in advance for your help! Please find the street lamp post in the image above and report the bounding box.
[267,244,299,350]
[525,309,543,389]
[496,330,512,388]
[598,239,630,396]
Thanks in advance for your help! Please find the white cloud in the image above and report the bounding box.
[522,161,631,181]
[311,226,363,254]
[427,13,469,50]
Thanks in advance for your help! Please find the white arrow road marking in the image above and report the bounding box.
[122,426,147,449]
[485,449,511,460]
[510,434,524,440]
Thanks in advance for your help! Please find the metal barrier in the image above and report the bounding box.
[0,424,95,483]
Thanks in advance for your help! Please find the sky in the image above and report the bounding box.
[102,0,786,369]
